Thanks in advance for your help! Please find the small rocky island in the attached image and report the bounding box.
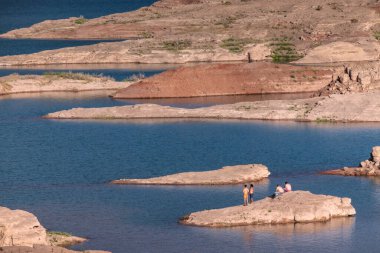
[0,205,109,253]
[322,147,380,176]
[0,73,132,96]
[112,164,269,185]
[180,191,355,227]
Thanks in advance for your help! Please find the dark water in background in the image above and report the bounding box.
[0,0,156,34]
[0,93,380,253]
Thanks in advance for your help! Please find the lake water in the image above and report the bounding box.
[1,93,380,253]
[1,0,380,253]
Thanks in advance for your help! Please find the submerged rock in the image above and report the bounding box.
[112,164,270,185]
[180,191,355,227]
[322,146,380,176]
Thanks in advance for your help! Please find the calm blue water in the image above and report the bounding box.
[0,0,155,56]
[0,93,380,253]
[0,0,155,34]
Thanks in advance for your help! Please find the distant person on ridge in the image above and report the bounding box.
[243,185,249,206]
[284,181,292,192]
[249,184,255,204]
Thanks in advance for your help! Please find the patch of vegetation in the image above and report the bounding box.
[315,117,336,123]
[374,32,380,40]
[43,72,113,81]
[269,38,302,63]
[123,73,146,82]
[220,37,252,53]
[139,31,154,39]
[47,231,72,237]
[350,19,358,23]
[74,16,88,25]
[162,40,192,51]
[215,16,237,28]
[221,0,231,5]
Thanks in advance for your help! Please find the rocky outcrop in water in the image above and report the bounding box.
[180,191,356,227]
[112,164,270,185]
[0,73,132,96]
[44,91,380,123]
[113,63,332,99]
[317,63,380,96]
[322,147,380,176]
[0,206,48,247]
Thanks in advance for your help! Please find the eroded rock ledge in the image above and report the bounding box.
[45,91,380,122]
[180,191,356,227]
[113,63,332,99]
[112,164,269,185]
[322,146,380,176]
[0,73,132,96]
[0,206,106,252]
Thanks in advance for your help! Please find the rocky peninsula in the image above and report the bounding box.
[113,62,332,98]
[0,73,133,96]
[112,164,269,185]
[44,90,380,123]
[180,191,356,227]
[1,0,380,65]
[322,146,380,176]
[0,206,107,252]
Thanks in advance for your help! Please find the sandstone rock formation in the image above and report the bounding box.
[112,164,269,185]
[0,245,110,253]
[0,73,132,96]
[296,40,380,64]
[113,63,332,99]
[2,0,380,65]
[0,206,106,252]
[0,206,48,247]
[316,63,380,96]
[44,91,380,122]
[180,191,356,227]
[322,147,380,176]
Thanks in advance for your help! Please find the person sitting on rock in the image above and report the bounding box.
[270,184,285,198]
[243,185,249,206]
[284,181,292,192]
[249,184,255,204]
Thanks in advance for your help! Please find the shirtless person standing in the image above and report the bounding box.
[243,185,249,206]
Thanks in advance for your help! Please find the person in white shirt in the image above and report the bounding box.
[284,181,292,192]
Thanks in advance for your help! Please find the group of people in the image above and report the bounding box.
[242,181,292,206]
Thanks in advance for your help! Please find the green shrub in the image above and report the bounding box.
[74,16,88,25]
[220,37,252,53]
[162,40,192,51]
[269,38,302,63]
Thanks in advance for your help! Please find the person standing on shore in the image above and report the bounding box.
[243,185,249,206]
[249,184,254,204]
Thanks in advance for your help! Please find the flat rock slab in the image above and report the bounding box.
[180,191,355,227]
[112,164,270,185]
[45,91,380,123]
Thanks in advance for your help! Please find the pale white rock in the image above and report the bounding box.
[180,191,356,227]
[112,164,270,185]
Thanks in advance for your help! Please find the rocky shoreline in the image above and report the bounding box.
[0,206,108,252]
[180,191,356,227]
[113,62,332,99]
[112,164,270,185]
[0,73,133,96]
[322,147,380,176]
[44,91,380,123]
